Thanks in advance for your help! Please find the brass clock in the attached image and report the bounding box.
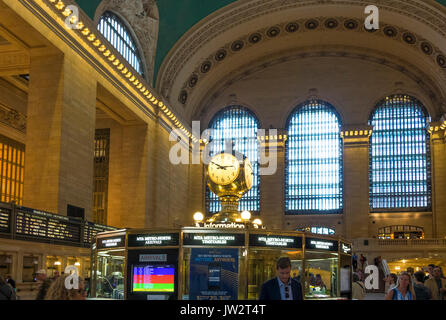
[206,152,253,211]
[208,153,241,186]
[203,152,256,225]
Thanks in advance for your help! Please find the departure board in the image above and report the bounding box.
[84,221,117,244]
[0,208,10,233]
[15,207,81,243]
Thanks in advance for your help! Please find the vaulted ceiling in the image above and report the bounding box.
[75,0,446,85]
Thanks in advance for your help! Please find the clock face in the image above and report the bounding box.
[208,153,240,185]
[244,159,253,189]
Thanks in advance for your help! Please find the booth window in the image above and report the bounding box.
[369,95,431,210]
[93,129,110,225]
[285,100,343,214]
[206,106,260,214]
[98,11,144,77]
[378,225,424,239]
[0,134,24,205]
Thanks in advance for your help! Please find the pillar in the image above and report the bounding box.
[259,130,286,230]
[23,51,96,219]
[431,123,446,238]
[107,123,150,228]
[342,127,372,239]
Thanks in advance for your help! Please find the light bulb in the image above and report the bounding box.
[241,211,251,221]
[193,212,204,222]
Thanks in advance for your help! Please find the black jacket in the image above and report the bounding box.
[259,278,303,300]
[0,284,15,300]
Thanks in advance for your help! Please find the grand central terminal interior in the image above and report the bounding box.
[0,0,446,300]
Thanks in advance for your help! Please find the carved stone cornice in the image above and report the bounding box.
[0,103,26,133]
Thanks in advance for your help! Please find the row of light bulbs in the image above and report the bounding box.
[46,0,198,143]
[193,211,263,226]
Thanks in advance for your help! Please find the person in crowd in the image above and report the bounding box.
[315,274,326,289]
[259,257,303,300]
[384,273,398,293]
[385,271,415,300]
[359,254,367,271]
[425,266,446,300]
[351,272,366,300]
[35,269,47,282]
[424,264,435,281]
[413,270,432,300]
[45,274,87,300]
[0,275,16,300]
[5,275,16,292]
[406,267,415,279]
[35,278,53,300]
[352,253,358,272]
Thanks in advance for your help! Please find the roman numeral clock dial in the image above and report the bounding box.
[208,153,240,185]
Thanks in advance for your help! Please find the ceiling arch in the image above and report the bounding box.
[75,0,446,85]
[152,0,446,122]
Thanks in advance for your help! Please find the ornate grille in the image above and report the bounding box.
[98,11,144,77]
[285,100,343,214]
[0,135,24,205]
[93,129,110,225]
[369,94,431,210]
[205,106,260,214]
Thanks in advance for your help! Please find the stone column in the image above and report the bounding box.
[258,130,286,230]
[430,122,446,238]
[23,51,96,219]
[16,251,23,283]
[342,126,372,239]
[107,123,150,228]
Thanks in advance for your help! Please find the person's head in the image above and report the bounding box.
[433,266,442,279]
[45,275,86,300]
[427,264,435,274]
[390,273,398,284]
[414,271,425,283]
[36,269,47,281]
[407,267,414,275]
[396,272,413,292]
[276,257,292,284]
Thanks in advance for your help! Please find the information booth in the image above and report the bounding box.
[91,228,352,300]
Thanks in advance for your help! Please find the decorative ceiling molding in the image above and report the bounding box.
[192,45,445,122]
[156,0,446,106]
[177,16,446,107]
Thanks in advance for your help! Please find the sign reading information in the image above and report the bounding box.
[249,234,302,248]
[128,233,179,247]
[183,233,245,247]
[305,237,338,252]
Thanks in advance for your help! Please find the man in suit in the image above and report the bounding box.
[259,257,303,300]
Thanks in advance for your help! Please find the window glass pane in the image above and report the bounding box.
[285,100,343,214]
[369,95,431,210]
[206,106,260,213]
[98,11,144,77]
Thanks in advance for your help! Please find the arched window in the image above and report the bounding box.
[98,11,144,77]
[206,106,260,213]
[285,100,343,214]
[369,94,431,210]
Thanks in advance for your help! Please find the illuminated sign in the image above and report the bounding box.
[305,237,338,252]
[97,235,125,249]
[128,233,179,247]
[341,242,352,254]
[139,254,168,262]
[249,234,302,248]
[196,222,246,229]
[183,233,245,246]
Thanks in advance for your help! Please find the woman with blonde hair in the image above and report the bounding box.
[385,271,416,300]
[45,274,87,300]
